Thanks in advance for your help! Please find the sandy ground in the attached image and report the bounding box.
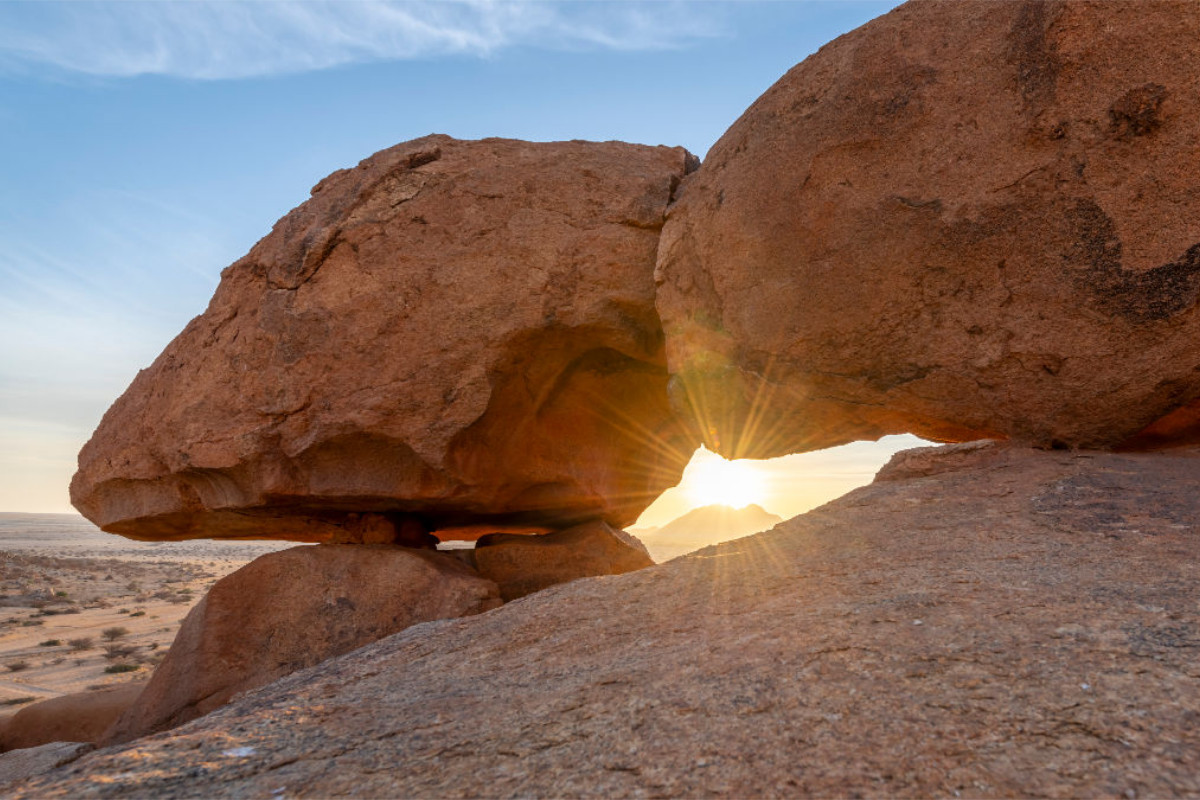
[0,513,291,720]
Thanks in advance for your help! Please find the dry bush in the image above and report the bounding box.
[103,643,140,660]
[104,663,139,674]
[6,660,30,672]
[68,637,95,652]
[102,626,130,641]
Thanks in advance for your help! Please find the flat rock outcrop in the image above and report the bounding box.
[474,520,653,600]
[72,135,698,542]
[19,443,1200,798]
[103,544,501,745]
[657,0,1200,458]
[0,684,143,753]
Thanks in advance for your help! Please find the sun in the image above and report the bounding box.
[682,448,767,509]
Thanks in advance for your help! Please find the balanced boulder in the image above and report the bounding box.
[656,0,1200,458]
[474,520,653,601]
[72,135,698,542]
[103,544,501,744]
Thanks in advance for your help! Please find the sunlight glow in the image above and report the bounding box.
[682,447,765,509]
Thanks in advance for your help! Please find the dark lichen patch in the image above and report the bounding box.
[1065,199,1200,322]
[1109,83,1168,139]
[1007,0,1062,110]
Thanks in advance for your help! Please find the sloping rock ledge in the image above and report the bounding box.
[15,443,1200,798]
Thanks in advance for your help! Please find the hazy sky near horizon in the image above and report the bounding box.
[0,0,909,518]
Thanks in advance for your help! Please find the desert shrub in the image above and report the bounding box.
[103,643,139,660]
[129,610,146,617]
[104,663,139,674]
[20,620,43,627]
[6,660,30,672]
[68,637,94,652]
[37,639,61,647]
[1,696,36,706]
[102,626,130,641]
[54,590,68,597]
[117,608,130,615]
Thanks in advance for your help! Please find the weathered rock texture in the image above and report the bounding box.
[474,520,653,600]
[657,0,1200,458]
[0,684,142,753]
[19,443,1200,798]
[72,135,698,542]
[0,743,92,790]
[103,544,500,745]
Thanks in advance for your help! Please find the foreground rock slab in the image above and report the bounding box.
[72,135,697,543]
[103,545,501,745]
[17,444,1200,798]
[474,520,654,601]
[657,0,1200,457]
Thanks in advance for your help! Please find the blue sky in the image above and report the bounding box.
[0,0,906,515]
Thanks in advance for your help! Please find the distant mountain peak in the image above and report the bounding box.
[632,503,785,563]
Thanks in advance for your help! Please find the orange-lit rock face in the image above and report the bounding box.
[656,0,1200,459]
[104,545,502,745]
[72,136,698,542]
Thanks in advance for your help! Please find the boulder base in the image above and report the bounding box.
[103,544,501,745]
[72,135,698,543]
[474,520,654,600]
[657,0,1200,458]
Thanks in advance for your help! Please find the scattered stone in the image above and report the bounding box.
[103,544,501,745]
[0,684,142,752]
[657,0,1200,458]
[71,135,698,543]
[18,444,1200,798]
[474,520,654,601]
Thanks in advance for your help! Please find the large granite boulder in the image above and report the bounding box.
[18,443,1200,798]
[103,544,501,745]
[656,0,1200,458]
[72,135,698,542]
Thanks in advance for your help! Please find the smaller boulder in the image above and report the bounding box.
[0,684,143,752]
[104,544,501,745]
[0,742,93,788]
[474,521,654,601]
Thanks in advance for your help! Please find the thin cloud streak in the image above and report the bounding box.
[0,1,722,81]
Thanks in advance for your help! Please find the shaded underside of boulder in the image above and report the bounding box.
[656,0,1200,459]
[19,443,1200,798]
[474,520,654,601]
[72,135,699,543]
[103,544,501,745]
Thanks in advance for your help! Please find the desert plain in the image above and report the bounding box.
[0,514,288,717]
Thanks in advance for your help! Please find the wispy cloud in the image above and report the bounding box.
[0,1,721,81]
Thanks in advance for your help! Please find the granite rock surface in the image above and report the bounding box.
[657,0,1200,457]
[103,544,501,745]
[72,135,698,542]
[19,443,1200,798]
